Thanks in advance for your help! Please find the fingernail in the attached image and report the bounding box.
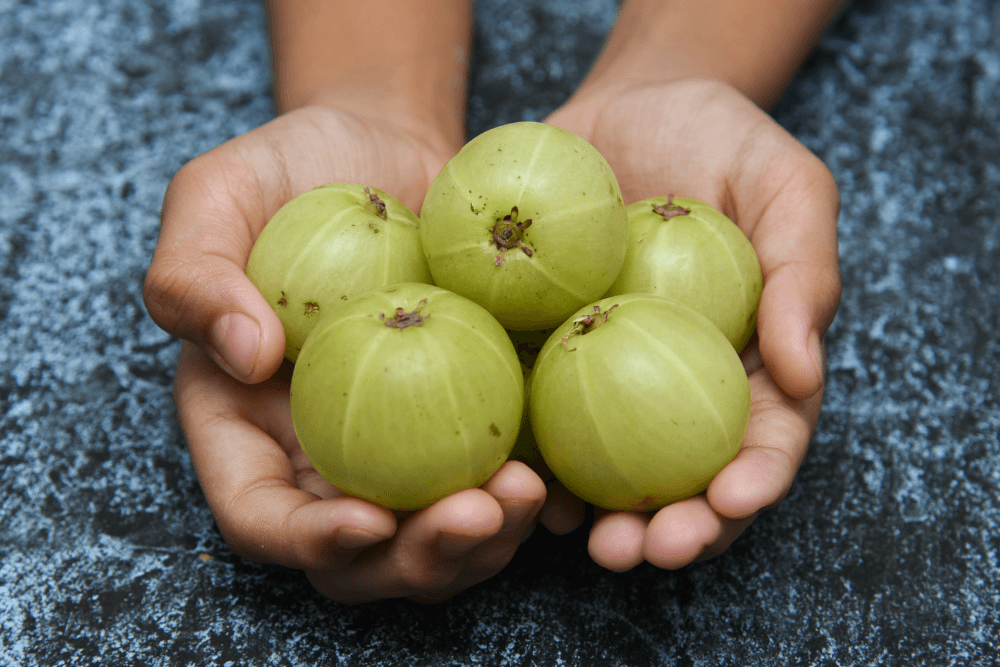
[334,526,386,551]
[211,312,260,378]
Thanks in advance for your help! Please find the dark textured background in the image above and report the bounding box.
[2,0,999,665]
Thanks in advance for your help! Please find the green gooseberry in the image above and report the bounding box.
[420,122,628,331]
[605,196,763,352]
[290,283,524,510]
[529,294,751,511]
[246,182,432,362]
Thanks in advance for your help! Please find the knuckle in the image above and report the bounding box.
[287,534,337,573]
[214,521,266,565]
[396,560,459,593]
[142,255,204,338]
[304,572,378,606]
[461,549,515,582]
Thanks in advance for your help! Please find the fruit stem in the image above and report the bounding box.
[561,304,619,350]
[380,299,430,329]
[492,206,534,266]
[364,186,388,220]
[652,195,691,220]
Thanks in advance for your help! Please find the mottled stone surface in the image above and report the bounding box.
[2,0,999,665]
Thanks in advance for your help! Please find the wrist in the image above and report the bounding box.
[301,79,467,159]
[577,0,848,109]
[266,0,472,152]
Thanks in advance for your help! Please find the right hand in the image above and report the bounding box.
[145,104,449,383]
[144,105,547,603]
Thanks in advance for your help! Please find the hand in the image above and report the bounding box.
[145,105,546,602]
[540,78,841,570]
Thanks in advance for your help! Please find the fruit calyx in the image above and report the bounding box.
[561,304,619,350]
[380,299,430,329]
[364,186,388,220]
[652,195,691,220]
[492,206,534,266]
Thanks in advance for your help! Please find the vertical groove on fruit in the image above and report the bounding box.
[282,205,357,292]
[417,327,475,476]
[431,313,523,391]
[573,343,640,498]
[339,327,392,484]
[618,318,732,445]
[519,254,595,304]
[515,125,552,204]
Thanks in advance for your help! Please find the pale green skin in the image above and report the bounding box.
[290,283,524,510]
[246,183,432,362]
[420,122,628,331]
[605,197,763,352]
[529,294,751,511]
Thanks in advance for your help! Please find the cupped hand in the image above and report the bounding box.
[541,78,841,570]
[145,105,546,602]
[174,342,544,603]
[145,104,450,383]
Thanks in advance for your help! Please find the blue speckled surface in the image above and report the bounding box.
[2,0,999,664]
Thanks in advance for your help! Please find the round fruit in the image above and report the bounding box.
[529,294,751,511]
[246,182,432,362]
[605,196,762,352]
[290,283,524,510]
[420,121,628,330]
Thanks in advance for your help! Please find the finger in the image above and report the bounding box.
[523,459,587,535]
[642,496,754,570]
[309,488,505,603]
[475,460,546,551]
[733,135,841,399]
[227,359,346,501]
[537,479,587,536]
[707,362,825,520]
[144,142,289,383]
[407,461,547,603]
[175,343,397,570]
[587,510,649,572]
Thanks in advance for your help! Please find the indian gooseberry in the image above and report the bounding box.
[246,182,432,362]
[605,196,762,352]
[420,122,628,331]
[529,294,751,511]
[290,283,524,510]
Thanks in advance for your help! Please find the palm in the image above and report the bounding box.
[544,79,841,569]
[222,104,449,229]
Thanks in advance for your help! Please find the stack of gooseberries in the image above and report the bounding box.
[247,122,762,511]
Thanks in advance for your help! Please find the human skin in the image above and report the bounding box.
[144,0,548,604]
[537,0,846,571]
[144,0,846,595]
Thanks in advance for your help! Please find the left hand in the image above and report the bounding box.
[538,77,841,570]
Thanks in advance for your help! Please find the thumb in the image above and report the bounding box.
[144,147,287,383]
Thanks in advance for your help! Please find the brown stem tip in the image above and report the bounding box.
[652,195,691,220]
[380,299,430,329]
[561,304,619,349]
[492,206,534,266]
[364,186,388,220]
